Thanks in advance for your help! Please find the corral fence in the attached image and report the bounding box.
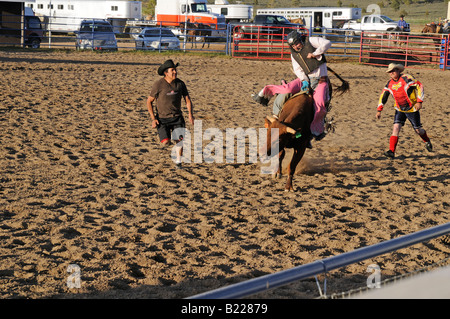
[1,15,449,70]
[0,14,234,54]
[230,24,308,61]
[231,25,450,71]
[188,222,450,299]
[231,25,362,61]
[359,31,450,70]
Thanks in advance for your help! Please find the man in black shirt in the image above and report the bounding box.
[147,60,194,167]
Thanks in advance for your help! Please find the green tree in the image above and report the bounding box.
[391,0,401,11]
[142,0,156,18]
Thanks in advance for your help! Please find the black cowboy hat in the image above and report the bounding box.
[158,59,179,76]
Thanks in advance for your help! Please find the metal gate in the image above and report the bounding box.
[359,31,450,70]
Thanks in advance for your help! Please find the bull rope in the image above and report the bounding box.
[327,66,350,96]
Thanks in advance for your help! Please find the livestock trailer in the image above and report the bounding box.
[24,0,141,32]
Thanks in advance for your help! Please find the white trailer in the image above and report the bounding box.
[24,0,142,32]
[256,7,362,29]
[207,0,252,23]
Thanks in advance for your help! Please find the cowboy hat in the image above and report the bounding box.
[386,63,405,73]
[158,59,179,76]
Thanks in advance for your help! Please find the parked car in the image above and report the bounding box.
[75,19,118,51]
[135,27,180,51]
[24,7,43,49]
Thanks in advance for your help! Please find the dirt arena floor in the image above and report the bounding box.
[0,49,449,299]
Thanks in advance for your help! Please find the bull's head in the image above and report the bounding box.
[260,116,299,157]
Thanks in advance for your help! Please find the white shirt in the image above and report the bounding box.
[291,37,332,81]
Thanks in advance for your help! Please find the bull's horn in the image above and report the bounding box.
[266,116,277,123]
[286,127,297,134]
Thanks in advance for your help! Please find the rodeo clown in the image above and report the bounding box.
[376,63,432,158]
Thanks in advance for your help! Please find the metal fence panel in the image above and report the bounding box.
[359,31,450,70]
[0,14,232,54]
[231,26,362,60]
[189,222,450,299]
[230,25,450,71]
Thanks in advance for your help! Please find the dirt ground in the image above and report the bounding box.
[0,49,449,299]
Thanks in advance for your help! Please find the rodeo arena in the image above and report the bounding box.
[1,0,450,305]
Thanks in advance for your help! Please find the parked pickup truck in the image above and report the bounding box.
[341,14,409,35]
[234,14,304,40]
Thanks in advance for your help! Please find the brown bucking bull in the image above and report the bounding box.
[261,67,349,191]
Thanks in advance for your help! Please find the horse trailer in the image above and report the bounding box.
[256,7,362,30]
[24,0,142,32]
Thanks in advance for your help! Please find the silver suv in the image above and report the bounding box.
[75,19,118,51]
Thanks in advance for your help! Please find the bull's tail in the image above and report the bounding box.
[327,66,350,97]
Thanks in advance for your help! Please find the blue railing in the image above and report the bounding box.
[188,222,450,299]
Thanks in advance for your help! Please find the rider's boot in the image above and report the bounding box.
[252,94,269,106]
